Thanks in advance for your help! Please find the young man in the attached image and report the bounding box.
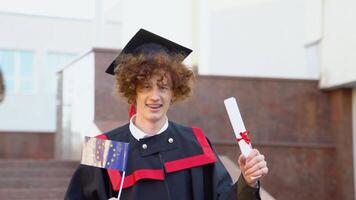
[65,29,268,200]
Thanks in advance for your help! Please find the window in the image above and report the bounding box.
[0,50,35,94]
[47,53,77,94]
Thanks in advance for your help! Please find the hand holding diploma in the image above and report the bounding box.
[238,149,268,187]
[224,97,268,187]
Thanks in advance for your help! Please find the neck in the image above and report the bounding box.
[134,115,166,135]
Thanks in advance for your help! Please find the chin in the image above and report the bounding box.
[146,114,165,122]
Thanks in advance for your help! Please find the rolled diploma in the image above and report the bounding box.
[224,97,252,157]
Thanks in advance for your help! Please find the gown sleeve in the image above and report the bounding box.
[64,165,116,200]
[207,138,261,200]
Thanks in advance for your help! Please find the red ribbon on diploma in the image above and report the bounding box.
[236,130,251,144]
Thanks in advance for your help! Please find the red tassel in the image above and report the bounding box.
[129,104,136,119]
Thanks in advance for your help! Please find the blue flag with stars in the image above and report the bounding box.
[81,136,129,171]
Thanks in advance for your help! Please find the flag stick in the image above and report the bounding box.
[117,171,125,199]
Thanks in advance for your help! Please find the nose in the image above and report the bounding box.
[149,87,161,101]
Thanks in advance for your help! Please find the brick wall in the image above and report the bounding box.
[0,132,54,159]
[167,76,353,200]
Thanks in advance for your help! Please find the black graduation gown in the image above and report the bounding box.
[65,121,260,200]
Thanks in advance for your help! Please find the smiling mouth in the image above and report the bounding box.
[146,104,163,109]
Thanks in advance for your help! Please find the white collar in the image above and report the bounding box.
[129,114,169,141]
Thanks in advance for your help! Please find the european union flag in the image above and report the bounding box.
[81,136,129,171]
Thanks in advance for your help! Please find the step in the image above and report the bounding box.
[0,168,76,178]
[0,177,71,189]
[0,188,66,200]
[0,159,78,169]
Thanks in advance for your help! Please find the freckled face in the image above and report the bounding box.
[135,73,173,124]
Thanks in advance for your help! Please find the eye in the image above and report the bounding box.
[161,85,170,90]
[143,84,151,89]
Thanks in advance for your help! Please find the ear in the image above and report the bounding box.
[171,95,177,104]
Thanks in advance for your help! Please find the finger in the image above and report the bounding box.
[245,154,265,170]
[246,149,260,162]
[245,163,266,176]
[262,166,269,176]
[249,166,268,179]
[245,160,267,177]
[238,154,246,167]
[250,175,262,181]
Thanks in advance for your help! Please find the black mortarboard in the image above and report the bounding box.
[105,28,193,75]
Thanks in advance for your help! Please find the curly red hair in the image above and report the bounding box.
[114,52,195,104]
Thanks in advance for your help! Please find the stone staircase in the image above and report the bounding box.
[0,159,78,200]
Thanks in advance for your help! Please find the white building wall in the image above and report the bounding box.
[121,0,195,65]
[1,0,356,133]
[0,12,121,132]
[60,52,98,160]
[319,0,356,88]
[198,0,320,80]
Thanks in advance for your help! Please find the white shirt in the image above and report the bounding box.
[129,114,169,141]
